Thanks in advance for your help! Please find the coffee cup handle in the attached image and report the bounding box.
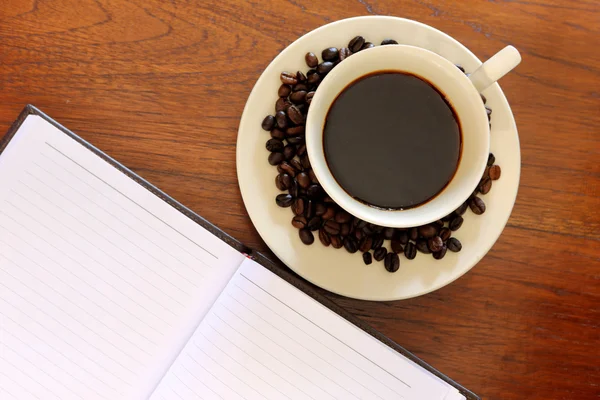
[468,46,522,92]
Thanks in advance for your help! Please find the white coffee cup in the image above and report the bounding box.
[306,44,520,228]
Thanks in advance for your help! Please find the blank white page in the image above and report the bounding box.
[0,115,245,399]
[151,258,465,400]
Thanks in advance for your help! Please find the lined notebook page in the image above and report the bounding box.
[151,258,465,400]
[0,116,245,399]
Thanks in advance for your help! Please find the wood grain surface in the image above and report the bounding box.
[1,1,599,399]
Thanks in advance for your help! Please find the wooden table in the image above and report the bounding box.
[1,1,598,398]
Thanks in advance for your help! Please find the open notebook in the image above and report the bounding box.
[0,106,478,400]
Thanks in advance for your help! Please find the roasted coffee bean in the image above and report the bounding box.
[276,193,293,207]
[299,228,314,245]
[304,199,315,219]
[455,202,469,216]
[371,234,384,250]
[449,215,464,231]
[322,206,336,220]
[469,197,486,215]
[384,253,400,272]
[418,224,437,239]
[323,195,335,203]
[300,155,311,169]
[287,105,304,125]
[433,220,444,230]
[348,36,365,53]
[278,84,291,98]
[439,227,451,242]
[339,47,351,61]
[268,152,285,165]
[334,210,353,224]
[383,227,395,240]
[322,47,339,61]
[324,220,341,235]
[391,238,404,254]
[280,71,298,85]
[286,136,304,146]
[275,97,290,112]
[485,106,492,116]
[361,42,375,50]
[330,235,343,249]
[296,172,311,189]
[290,158,304,172]
[262,115,275,131]
[297,143,307,156]
[489,165,501,180]
[363,224,374,235]
[266,138,284,153]
[381,39,398,45]
[295,70,306,83]
[305,52,318,68]
[307,184,323,199]
[409,227,419,241]
[318,228,331,246]
[275,110,288,129]
[428,236,444,252]
[404,242,417,260]
[442,213,454,222]
[340,223,351,237]
[479,176,492,194]
[292,198,305,216]
[288,179,299,197]
[307,216,321,231]
[416,239,431,254]
[276,173,292,190]
[481,94,487,104]
[447,237,462,252]
[271,128,285,140]
[305,91,315,105]
[292,215,307,229]
[359,236,373,252]
[317,61,335,76]
[487,153,495,166]
[362,252,373,265]
[309,169,319,184]
[354,229,364,241]
[344,237,359,253]
[456,64,466,73]
[279,161,297,177]
[373,247,387,261]
[433,245,447,260]
[354,219,367,230]
[290,90,307,104]
[315,202,327,216]
[283,144,296,160]
[307,72,321,86]
[293,83,308,92]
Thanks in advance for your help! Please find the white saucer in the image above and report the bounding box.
[236,16,520,301]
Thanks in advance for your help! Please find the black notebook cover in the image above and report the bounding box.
[1,105,480,400]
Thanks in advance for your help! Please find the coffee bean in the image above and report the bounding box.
[318,228,331,246]
[276,194,293,207]
[433,245,447,260]
[297,144,307,156]
[330,235,343,249]
[308,72,321,86]
[418,224,437,239]
[359,236,373,252]
[290,90,307,104]
[391,238,404,254]
[322,206,336,221]
[283,145,296,160]
[300,155,311,169]
[275,173,291,190]
[266,138,284,153]
[305,52,318,68]
[292,197,305,216]
[292,215,307,229]
[381,39,398,45]
[317,61,335,75]
[275,97,290,112]
[449,215,464,231]
[339,47,351,61]
[439,227,451,242]
[354,218,367,229]
[307,184,323,199]
[304,199,315,219]
[344,237,359,253]
[409,227,418,241]
[340,223,351,237]
[324,220,341,235]
[469,197,486,215]
[305,91,315,105]
[296,172,311,189]
[321,47,339,62]
[275,110,288,129]
[348,36,365,53]
[262,115,275,131]
[433,220,444,230]
[271,128,285,140]
[334,210,352,224]
[455,202,469,216]
[280,71,298,85]
[447,237,462,252]
[479,176,492,194]
[416,239,431,254]
[290,158,304,172]
[278,85,292,98]
[268,152,284,165]
[307,216,321,231]
[286,105,304,125]
[481,94,487,104]
[361,42,375,50]
[404,242,417,260]
[354,229,364,241]
[373,247,387,261]
[395,230,408,245]
[287,136,304,146]
[428,236,444,252]
[456,65,466,73]
[293,83,308,93]
[293,70,305,83]
[323,196,335,203]
[309,169,319,184]
[315,202,327,216]
[288,179,299,197]
[489,165,501,180]
[279,161,297,177]
[363,252,373,265]
[383,227,395,240]
[299,228,314,245]
[371,234,384,250]
[384,253,400,272]
[487,153,495,166]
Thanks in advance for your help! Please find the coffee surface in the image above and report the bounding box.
[323,72,461,209]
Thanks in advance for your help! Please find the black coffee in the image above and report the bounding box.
[323,71,461,209]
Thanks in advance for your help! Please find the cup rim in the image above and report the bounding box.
[306,44,490,228]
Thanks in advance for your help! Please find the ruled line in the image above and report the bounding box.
[44,142,218,259]
[0,372,44,400]
[182,353,248,400]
